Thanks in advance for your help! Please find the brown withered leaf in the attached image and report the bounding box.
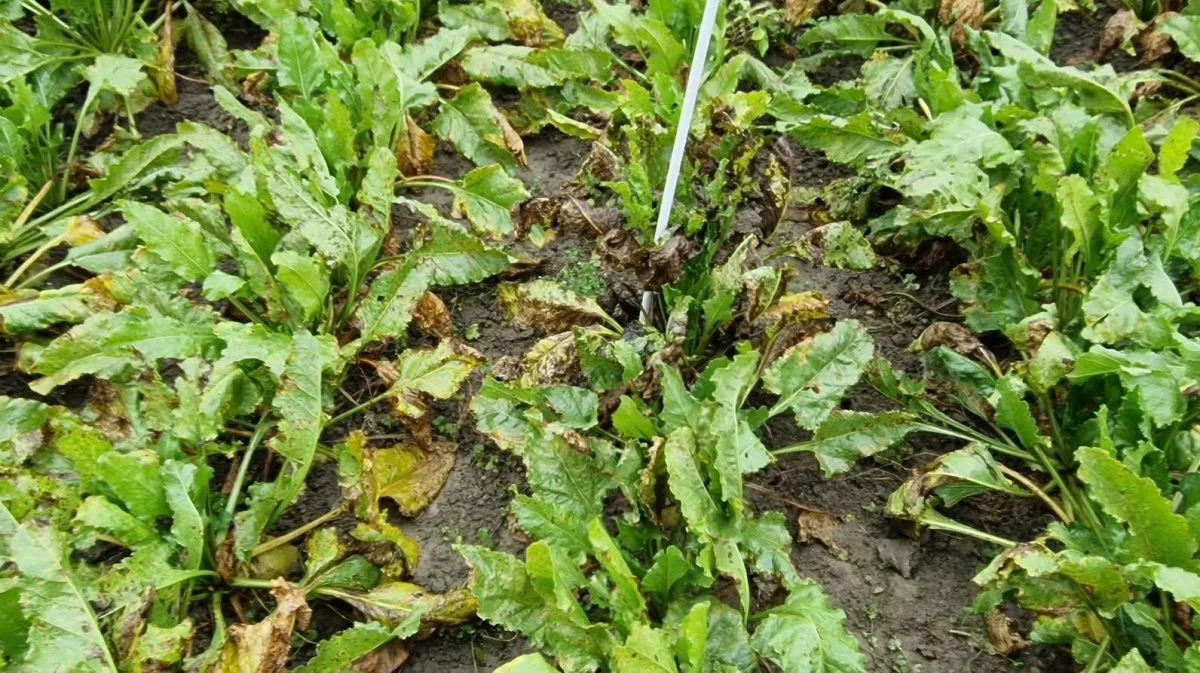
[490,354,524,381]
[498,280,620,334]
[413,291,453,339]
[643,235,693,289]
[519,331,580,386]
[556,198,623,236]
[580,142,620,182]
[1098,9,1138,58]
[760,292,831,330]
[351,641,410,673]
[515,197,559,239]
[597,228,647,271]
[341,584,478,635]
[371,442,457,518]
[214,580,311,673]
[785,0,822,25]
[910,321,985,357]
[1139,12,1179,65]
[153,8,178,106]
[985,611,1028,655]
[243,71,269,107]
[396,115,436,177]
[496,112,527,167]
[796,508,848,560]
[938,0,983,43]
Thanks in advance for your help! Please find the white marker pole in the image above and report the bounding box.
[640,0,723,322]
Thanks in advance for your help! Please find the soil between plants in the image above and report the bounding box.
[81,15,1083,672]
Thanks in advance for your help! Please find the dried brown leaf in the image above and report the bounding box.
[396,115,436,177]
[796,508,848,560]
[1099,9,1138,58]
[985,611,1027,655]
[580,142,619,182]
[213,580,311,673]
[413,291,453,340]
[496,112,527,167]
[910,321,986,357]
[1139,12,1179,65]
[785,0,822,25]
[938,0,983,43]
[351,641,410,673]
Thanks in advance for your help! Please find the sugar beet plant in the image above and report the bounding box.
[773,2,1200,670]
[0,2,548,669]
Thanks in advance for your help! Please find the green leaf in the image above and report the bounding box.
[494,654,559,673]
[439,2,514,42]
[96,449,169,521]
[1160,14,1200,63]
[272,250,330,323]
[414,223,512,285]
[432,83,522,174]
[764,321,874,429]
[292,621,418,673]
[276,16,327,98]
[380,342,481,418]
[0,283,106,336]
[457,544,613,672]
[352,259,431,351]
[642,545,692,605]
[801,222,876,270]
[267,170,364,269]
[587,518,648,632]
[784,112,909,167]
[0,502,119,673]
[74,496,159,547]
[750,579,866,673]
[787,411,917,477]
[25,307,218,394]
[445,165,530,239]
[163,460,207,570]
[1077,446,1196,568]
[83,54,147,98]
[594,2,684,76]
[461,45,561,88]
[862,54,916,112]
[796,14,912,55]
[612,624,679,673]
[612,396,656,440]
[121,201,215,282]
[664,427,725,538]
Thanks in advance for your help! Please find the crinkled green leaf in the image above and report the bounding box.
[121,201,215,282]
[788,411,917,477]
[433,83,521,174]
[764,320,874,429]
[0,502,119,673]
[750,579,866,673]
[1077,446,1196,568]
[272,250,329,323]
[414,223,512,285]
[444,165,530,239]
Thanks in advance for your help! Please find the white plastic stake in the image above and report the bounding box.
[640,0,723,322]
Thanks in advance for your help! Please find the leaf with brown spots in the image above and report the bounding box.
[413,292,453,339]
[371,442,457,517]
[985,611,1027,655]
[396,115,436,177]
[213,580,311,673]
